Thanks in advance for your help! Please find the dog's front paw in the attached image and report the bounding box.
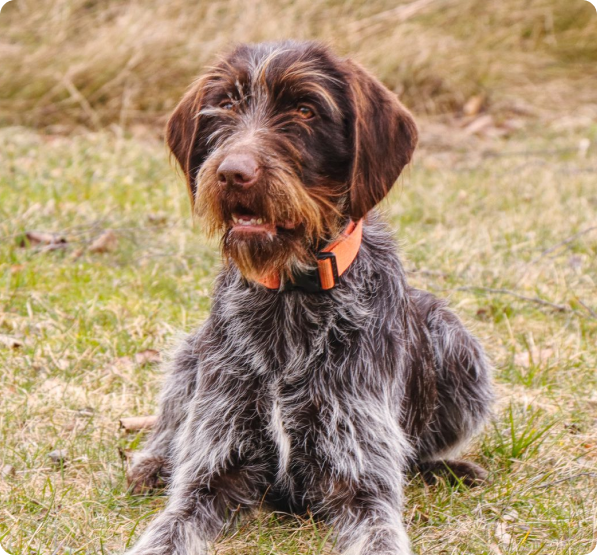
[127,453,171,494]
[340,525,412,555]
[123,513,210,555]
[418,459,489,487]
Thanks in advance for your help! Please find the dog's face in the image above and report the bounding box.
[167,41,417,282]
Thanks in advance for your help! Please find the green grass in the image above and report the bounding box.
[0,125,596,554]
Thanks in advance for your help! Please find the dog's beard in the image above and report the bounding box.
[223,229,310,282]
[194,156,345,282]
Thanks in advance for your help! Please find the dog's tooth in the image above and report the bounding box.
[232,215,238,223]
[257,218,263,224]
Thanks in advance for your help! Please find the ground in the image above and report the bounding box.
[0,125,596,554]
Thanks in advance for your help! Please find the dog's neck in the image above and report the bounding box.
[256,219,363,292]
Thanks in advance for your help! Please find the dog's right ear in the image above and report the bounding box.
[166,80,206,209]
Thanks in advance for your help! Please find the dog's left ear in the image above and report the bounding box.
[166,80,206,209]
[345,61,418,221]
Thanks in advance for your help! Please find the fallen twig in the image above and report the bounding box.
[481,147,578,159]
[19,231,68,249]
[452,286,571,313]
[531,225,597,264]
[576,297,597,319]
[119,415,157,432]
[536,472,597,489]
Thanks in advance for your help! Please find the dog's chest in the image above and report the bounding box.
[268,395,293,483]
[219,286,376,482]
[262,374,318,488]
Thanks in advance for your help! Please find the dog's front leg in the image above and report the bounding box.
[127,332,205,493]
[125,345,265,555]
[124,464,261,555]
[313,407,414,555]
[326,485,411,555]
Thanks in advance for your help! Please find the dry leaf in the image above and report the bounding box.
[62,421,76,432]
[502,509,519,522]
[135,349,161,365]
[463,95,484,116]
[0,334,23,349]
[502,118,525,132]
[578,138,591,158]
[1,464,15,479]
[89,230,117,253]
[495,522,512,547]
[514,347,555,368]
[119,415,158,432]
[70,247,85,260]
[77,407,95,418]
[114,355,134,370]
[568,255,582,271]
[48,449,68,466]
[19,231,67,249]
[464,114,495,136]
[564,423,581,434]
[147,212,168,224]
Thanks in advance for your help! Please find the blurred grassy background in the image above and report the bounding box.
[1,0,596,131]
[1,2,597,554]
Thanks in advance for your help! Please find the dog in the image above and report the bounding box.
[124,40,493,555]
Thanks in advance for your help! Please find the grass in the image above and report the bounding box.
[0,123,596,554]
[1,0,596,130]
[1,1,596,552]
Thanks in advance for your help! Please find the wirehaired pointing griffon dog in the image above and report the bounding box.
[125,41,493,555]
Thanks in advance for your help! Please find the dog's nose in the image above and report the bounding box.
[217,154,260,189]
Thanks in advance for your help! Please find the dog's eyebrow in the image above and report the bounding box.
[247,50,341,117]
[199,61,250,99]
[197,106,234,118]
[200,52,344,119]
[290,80,341,117]
[280,60,342,86]
[270,65,342,117]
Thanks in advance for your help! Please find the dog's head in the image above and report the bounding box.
[167,41,417,282]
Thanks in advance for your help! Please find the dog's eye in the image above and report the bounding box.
[220,100,235,110]
[296,105,315,120]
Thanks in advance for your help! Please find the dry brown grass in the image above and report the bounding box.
[1,0,596,131]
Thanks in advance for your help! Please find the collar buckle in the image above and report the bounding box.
[286,252,339,293]
[316,251,339,287]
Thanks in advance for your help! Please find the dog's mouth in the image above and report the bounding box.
[229,205,299,235]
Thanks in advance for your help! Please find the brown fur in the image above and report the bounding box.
[165,42,417,284]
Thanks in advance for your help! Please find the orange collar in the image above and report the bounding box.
[256,219,363,292]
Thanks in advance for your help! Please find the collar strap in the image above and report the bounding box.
[256,219,363,292]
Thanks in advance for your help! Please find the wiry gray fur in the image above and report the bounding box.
[125,213,493,555]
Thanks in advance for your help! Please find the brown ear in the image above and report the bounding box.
[165,80,205,209]
[346,61,418,220]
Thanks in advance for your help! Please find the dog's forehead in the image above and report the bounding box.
[199,42,347,123]
[213,42,344,99]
